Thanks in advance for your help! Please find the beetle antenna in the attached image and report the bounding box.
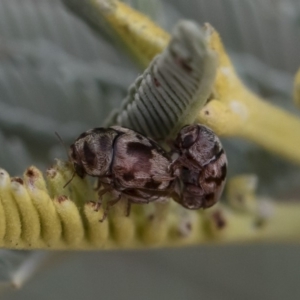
[55,131,76,188]
[55,131,70,159]
[63,170,76,188]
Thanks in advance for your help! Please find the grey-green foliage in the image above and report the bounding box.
[0,0,139,175]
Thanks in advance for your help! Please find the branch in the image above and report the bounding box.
[0,164,299,250]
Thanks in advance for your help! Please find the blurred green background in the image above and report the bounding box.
[0,0,300,299]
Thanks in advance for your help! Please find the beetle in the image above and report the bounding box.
[68,126,175,220]
[170,124,227,210]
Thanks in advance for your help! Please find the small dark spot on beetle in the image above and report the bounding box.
[204,110,209,115]
[182,134,195,148]
[204,193,216,207]
[123,172,135,182]
[206,164,226,186]
[98,134,114,153]
[0,171,4,175]
[83,141,96,166]
[136,134,143,141]
[11,177,23,185]
[74,163,85,178]
[212,210,226,229]
[220,164,227,180]
[182,169,199,186]
[144,180,161,189]
[127,142,153,159]
[212,143,220,156]
[205,193,215,201]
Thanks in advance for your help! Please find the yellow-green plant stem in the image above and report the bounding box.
[70,0,300,165]
[0,164,299,250]
[198,29,300,164]
[63,0,170,66]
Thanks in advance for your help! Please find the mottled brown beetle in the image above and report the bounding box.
[68,126,175,220]
[170,124,227,210]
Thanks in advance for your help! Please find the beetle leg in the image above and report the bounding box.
[94,188,111,211]
[126,194,152,204]
[94,177,112,191]
[99,194,121,222]
[94,179,102,191]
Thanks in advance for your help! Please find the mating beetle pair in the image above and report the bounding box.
[68,124,227,220]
